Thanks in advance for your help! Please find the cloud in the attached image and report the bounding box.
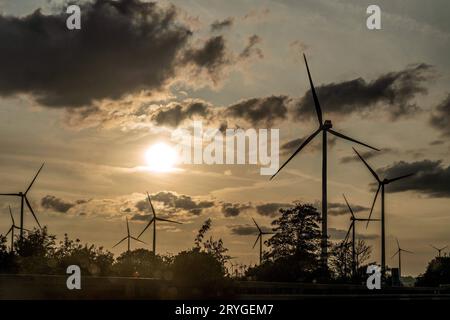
[293,63,433,121]
[255,202,293,217]
[281,135,337,155]
[210,17,234,31]
[221,202,251,217]
[40,195,76,213]
[239,35,263,59]
[0,0,247,108]
[225,95,290,127]
[151,100,212,127]
[376,159,450,197]
[328,202,369,216]
[136,191,215,215]
[430,94,450,136]
[329,227,378,240]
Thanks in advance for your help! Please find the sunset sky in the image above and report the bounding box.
[0,0,449,276]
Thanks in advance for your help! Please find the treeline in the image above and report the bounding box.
[0,202,380,284]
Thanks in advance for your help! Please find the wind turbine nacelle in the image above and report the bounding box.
[323,120,332,129]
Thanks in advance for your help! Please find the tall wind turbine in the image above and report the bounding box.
[137,192,182,255]
[113,217,146,252]
[252,218,274,264]
[342,194,379,276]
[270,54,379,269]
[0,163,44,240]
[5,206,26,252]
[353,148,414,277]
[391,238,412,278]
[430,244,448,257]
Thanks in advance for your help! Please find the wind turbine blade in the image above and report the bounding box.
[343,223,352,244]
[0,193,21,196]
[252,234,261,249]
[270,128,321,180]
[403,249,413,254]
[131,236,147,245]
[25,196,41,229]
[9,205,15,225]
[126,217,130,237]
[396,238,400,250]
[252,217,262,233]
[329,130,379,151]
[303,54,323,126]
[25,163,45,194]
[442,246,448,251]
[353,147,381,182]
[156,217,182,224]
[342,194,354,218]
[387,173,415,184]
[137,218,155,238]
[366,184,380,228]
[5,226,13,237]
[391,250,400,258]
[430,244,438,250]
[146,192,157,218]
[112,237,128,248]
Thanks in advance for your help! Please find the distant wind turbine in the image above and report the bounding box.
[137,192,182,255]
[342,194,379,276]
[252,218,274,264]
[353,148,414,277]
[0,163,45,240]
[5,206,28,252]
[430,244,448,257]
[270,54,379,270]
[391,238,413,278]
[113,217,146,252]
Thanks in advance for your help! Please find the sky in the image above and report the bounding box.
[0,0,449,276]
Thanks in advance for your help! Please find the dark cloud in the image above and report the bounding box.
[0,0,193,107]
[329,228,378,240]
[293,63,433,121]
[256,202,293,217]
[152,100,212,127]
[130,214,151,221]
[41,195,75,213]
[239,35,263,59]
[376,160,450,197]
[136,191,215,215]
[183,36,230,82]
[210,17,234,31]
[430,94,450,136]
[0,0,240,108]
[221,202,251,217]
[328,202,369,216]
[340,148,394,164]
[430,140,445,146]
[225,95,289,127]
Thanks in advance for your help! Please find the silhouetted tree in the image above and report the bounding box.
[0,235,16,273]
[330,239,372,282]
[247,203,323,282]
[416,257,450,287]
[113,248,165,278]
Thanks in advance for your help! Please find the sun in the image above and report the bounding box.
[145,143,178,172]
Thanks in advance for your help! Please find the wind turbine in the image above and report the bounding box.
[353,148,414,277]
[391,238,413,278]
[0,163,44,240]
[252,218,274,264]
[342,194,379,276]
[137,192,182,255]
[270,54,379,270]
[113,217,146,252]
[5,206,27,252]
[430,244,448,257]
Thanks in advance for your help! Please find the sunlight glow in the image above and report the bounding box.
[145,143,178,172]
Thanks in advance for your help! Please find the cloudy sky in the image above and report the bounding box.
[0,0,449,276]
